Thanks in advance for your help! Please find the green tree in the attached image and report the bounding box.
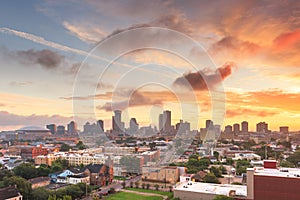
[202,173,219,184]
[146,183,150,189]
[210,166,222,178]
[154,184,159,191]
[60,143,71,152]
[3,176,32,199]
[219,165,227,174]
[65,184,85,199]
[287,150,300,166]
[236,160,250,175]
[13,163,38,179]
[280,160,295,168]
[32,187,51,200]
[213,195,233,200]
[76,141,87,150]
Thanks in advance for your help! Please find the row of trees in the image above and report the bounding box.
[2,175,90,200]
[12,160,68,180]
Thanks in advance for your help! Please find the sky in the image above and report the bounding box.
[0,0,300,132]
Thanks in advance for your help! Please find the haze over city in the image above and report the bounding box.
[0,0,300,132]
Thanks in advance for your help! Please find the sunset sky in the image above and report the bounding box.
[1,0,300,131]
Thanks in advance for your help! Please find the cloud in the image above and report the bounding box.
[173,62,235,91]
[226,89,300,114]
[105,13,193,40]
[0,111,74,126]
[210,36,261,57]
[9,81,33,86]
[0,27,89,56]
[15,49,65,69]
[63,21,107,43]
[272,29,300,51]
[226,108,278,118]
[97,90,164,111]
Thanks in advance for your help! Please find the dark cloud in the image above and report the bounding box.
[97,90,163,111]
[173,62,235,91]
[15,49,65,69]
[210,36,261,56]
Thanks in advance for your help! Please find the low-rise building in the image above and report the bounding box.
[28,177,51,189]
[0,186,23,200]
[142,166,180,184]
[247,160,300,200]
[173,181,247,200]
[82,164,113,186]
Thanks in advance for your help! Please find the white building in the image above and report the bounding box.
[174,182,247,200]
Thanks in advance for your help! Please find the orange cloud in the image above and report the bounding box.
[226,108,278,118]
[273,29,300,51]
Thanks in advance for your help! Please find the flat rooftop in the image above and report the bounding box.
[253,167,300,178]
[174,182,247,197]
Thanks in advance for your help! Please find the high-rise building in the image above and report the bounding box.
[46,124,56,134]
[112,110,123,132]
[233,123,240,134]
[163,110,172,132]
[206,120,214,129]
[279,126,289,134]
[241,121,249,133]
[159,114,164,131]
[256,122,269,133]
[57,125,65,134]
[67,121,78,134]
[129,118,139,134]
[97,120,104,132]
[175,120,190,134]
[224,125,233,134]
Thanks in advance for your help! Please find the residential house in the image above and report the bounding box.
[82,164,113,186]
[0,186,23,200]
[28,177,51,189]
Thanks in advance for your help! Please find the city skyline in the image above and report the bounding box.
[0,1,300,131]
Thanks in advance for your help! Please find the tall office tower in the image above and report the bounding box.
[159,114,164,131]
[241,121,249,133]
[57,125,66,134]
[224,125,233,134]
[163,110,172,131]
[233,123,240,134]
[97,120,104,132]
[113,110,123,132]
[176,120,191,134]
[206,120,214,129]
[129,118,139,134]
[67,121,78,134]
[83,122,92,133]
[256,122,269,133]
[46,124,57,134]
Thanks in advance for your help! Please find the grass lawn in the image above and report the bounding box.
[105,191,163,200]
[125,188,173,198]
